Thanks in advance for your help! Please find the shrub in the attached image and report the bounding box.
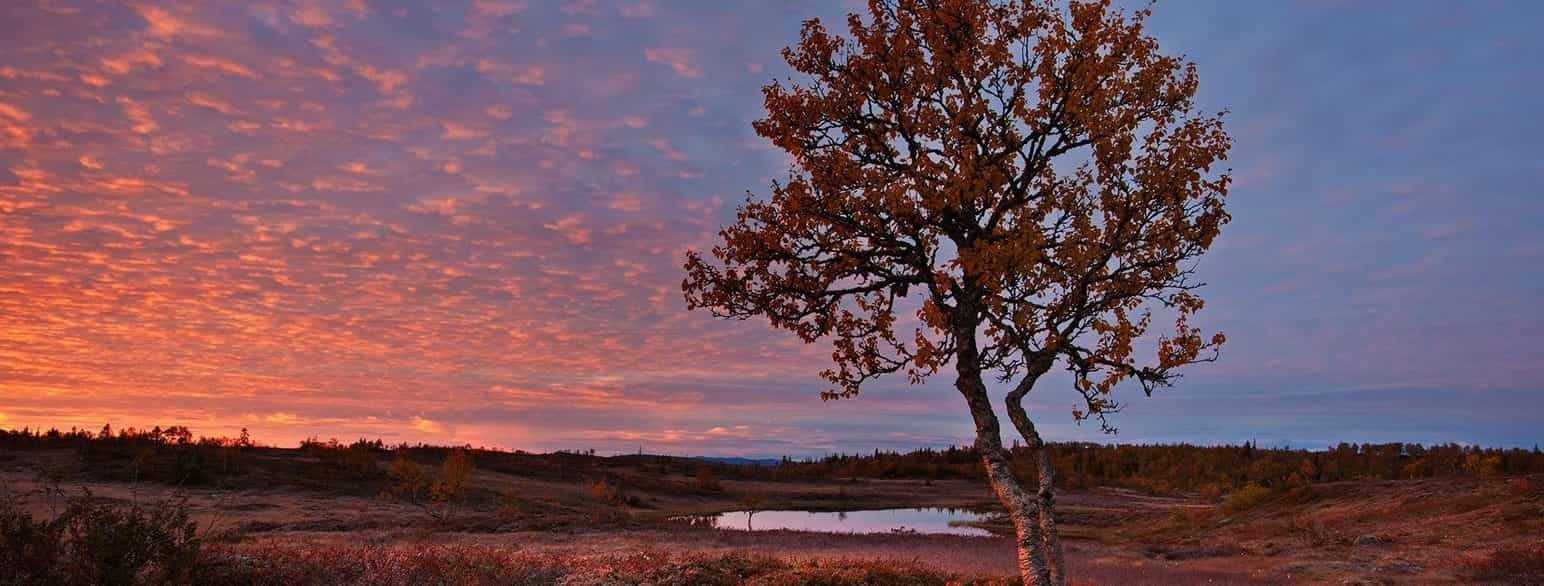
[1465,545,1544,584]
[1287,514,1333,547]
[643,553,782,585]
[1196,483,1223,502]
[585,479,623,505]
[1165,506,1208,532]
[385,449,474,521]
[0,489,202,585]
[0,494,65,580]
[496,491,527,522]
[1507,477,1533,497]
[341,443,381,479]
[191,546,994,586]
[193,543,571,585]
[1220,482,1272,515]
[431,450,473,503]
[695,466,721,491]
[429,449,474,520]
[303,438,384,480]
[386,450,425,498]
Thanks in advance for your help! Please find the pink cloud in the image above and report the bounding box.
[643,48,702,78]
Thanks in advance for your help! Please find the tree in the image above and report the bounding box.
[387,449,426,504]
[387,448,475,521]
[681,1,1230,583]
[740,489,766,531]
[430,449,475,520]
[695,465,722,491]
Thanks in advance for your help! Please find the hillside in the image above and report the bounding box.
[2,429,1541,584]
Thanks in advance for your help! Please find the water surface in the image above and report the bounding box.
[682,507,995,537]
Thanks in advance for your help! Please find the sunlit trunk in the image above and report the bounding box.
[981,444,1053,585]
[956,350,1052,585]
[1005,362,1067,586]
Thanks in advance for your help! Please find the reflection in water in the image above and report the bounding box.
[677,508,995,537]
[678,514,720,529]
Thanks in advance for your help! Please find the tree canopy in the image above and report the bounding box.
[683,2,1233,582]
[683,0,1231,430]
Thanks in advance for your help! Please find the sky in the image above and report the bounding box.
[1,1,1540,456]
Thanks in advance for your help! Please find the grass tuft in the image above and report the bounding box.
[1464,545,1544,585]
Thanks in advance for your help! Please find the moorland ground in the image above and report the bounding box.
[2,436,1541,584]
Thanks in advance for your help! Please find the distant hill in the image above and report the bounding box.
[694,456,782,466]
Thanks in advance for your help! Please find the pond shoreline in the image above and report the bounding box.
[669,507,1002,537]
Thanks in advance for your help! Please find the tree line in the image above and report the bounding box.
[734,441,1544,494]
[3,426,1539,497]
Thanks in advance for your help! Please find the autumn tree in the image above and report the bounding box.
[430,449,475,520]
[695,465,722,491]
[386,450,426,503]
[386,448,475,521]
[682,1,1230,583]
[740,489,766,531]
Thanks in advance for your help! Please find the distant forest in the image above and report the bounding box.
[773,441,1544,495]
[2,425,1540,497]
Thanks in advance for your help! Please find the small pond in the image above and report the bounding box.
[677,507,996,537]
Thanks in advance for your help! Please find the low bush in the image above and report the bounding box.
[3,495,1004,585]
[1287,514,1334,547]
[1164,505,1209,532]
[0,489,202,585]
[1464,545,1544,584]
[694,465,722,492]
[583,478,643,508]
[384,448,475,521]
[1196,483,1224,502]
[1220,482,1272,515]
[191,546,1001,586]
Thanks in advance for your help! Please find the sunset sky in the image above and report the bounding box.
[2,1,1541,456]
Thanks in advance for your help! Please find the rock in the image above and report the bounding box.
[1355,534,1381,546]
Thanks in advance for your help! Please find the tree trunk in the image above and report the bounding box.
[1005,389,1068,585]
[983,441,1053,585]
[999,353,1068,586]
[1035,442,1067,585]
[954,342,1052,585]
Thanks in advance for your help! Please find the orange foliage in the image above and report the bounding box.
[682,1,1232,582]
[684,0,1230,425]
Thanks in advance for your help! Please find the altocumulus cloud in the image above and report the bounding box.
[0,0,1542,454]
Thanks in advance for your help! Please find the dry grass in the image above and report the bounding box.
[195,544,1007,585]
[1463,545,1544,585]
[4,446,1541,585]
